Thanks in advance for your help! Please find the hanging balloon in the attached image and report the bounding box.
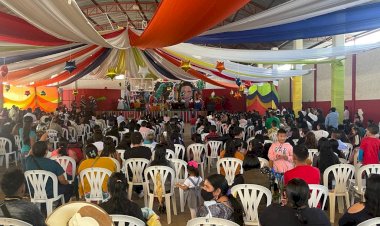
[5,84,10,92]
[0,65,8,77]
[106,68,117,80]
[72,90,78,96]
[239,84,245,92]
[24,90,30,96]
[64,61,76,73]
[235,77,241,86]
[230,90,234,96]
[211,91,215,98]
[215,61,225,72]
[180,60,191,72]
[40,90,46,96]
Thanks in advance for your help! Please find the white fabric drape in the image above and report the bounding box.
[0,43,79,58]
[165,42,380,63]
[87,49,119,79]
[1,0,130,49]
[203,0,373,35]
[138,50,178,81]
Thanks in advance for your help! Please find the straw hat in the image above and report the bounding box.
[46,202,114,226]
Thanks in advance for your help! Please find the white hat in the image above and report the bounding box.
[45,202,113,226]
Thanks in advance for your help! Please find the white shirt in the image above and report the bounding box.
[183,176,203,188]
[344,109,350,120]
[117,115,125,125]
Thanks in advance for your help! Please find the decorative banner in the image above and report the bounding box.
[292,76,303,117]
[246,83,279,114]
[215,61,225,72]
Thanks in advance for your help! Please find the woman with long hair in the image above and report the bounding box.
[339,174,380,226]
[100,136,122,165]
[197,174,244,226]
[19,116,36,168]
[260,178,330,226]
[149,144,172,168]
[99,172,145,222]
[303,132,318,149]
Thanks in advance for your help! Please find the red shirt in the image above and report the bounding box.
[284,165,320,185]
[361,137,380,165]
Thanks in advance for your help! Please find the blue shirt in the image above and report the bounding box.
[18,128,37,153]
[25,156,65,198]
[325,112,339,129]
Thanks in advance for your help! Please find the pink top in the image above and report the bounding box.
[268,142,294,173]
[51,149,77,176]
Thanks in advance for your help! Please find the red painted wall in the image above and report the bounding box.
[62,89,121,111]
[202,89,246,112]
[280,100,380,123]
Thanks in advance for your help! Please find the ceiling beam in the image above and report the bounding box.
[134,0,149,21]
[90,0,117,24]
[82,10,103,30]
[114,0,137,28]
[247,1,266,10]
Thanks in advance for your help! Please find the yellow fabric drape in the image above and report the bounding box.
[292,76,302,117]
[331,60,345,122]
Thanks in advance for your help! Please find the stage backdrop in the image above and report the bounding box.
[3,85,58,112]
[62,89,122,111]
[246,83,279,115]
[203,89,246,112]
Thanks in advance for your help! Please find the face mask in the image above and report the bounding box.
[201,189,215,201]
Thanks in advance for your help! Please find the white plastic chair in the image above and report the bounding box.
[342,143,353,160]
[186,217,239,226]
[140,131,150,140]
[124,158,149,204]
[24,170,65,216]
[166,149,175,160]
[255,130,262,136]
[54,156,76,184]
[68,126,77,142]
[0,218,32,226]
[84,124,92,140]
[106,135,119,147]
[246,137,255,148]
[79,167,112,203]
[292,139,299,145]
[76,125,86,145]
[263,140,273,145]
[61,127,69,140]
[217,158,243,186]
[0,137,17,169]
[14,134,21,150]
[144,166,177,224]
[174,144,185,160]
[352,164,380,205]
[358,217,380,226]
[339,158,348,164]
[308,149,318,163]
[323,164,355,223]
[46,129,59,149]
[201,133,209,142]
[206,140,223,173]
[246,126,255,139]
[231,184,272,226]
[258,157,269,168]
[107,157,121,172]
[110,215,145,226]
[187,143,206,179]
[308,184,329,209]
[170,159,188,212]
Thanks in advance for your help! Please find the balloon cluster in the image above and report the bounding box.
[1,65,8,77]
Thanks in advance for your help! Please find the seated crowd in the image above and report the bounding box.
[0,105,379,226]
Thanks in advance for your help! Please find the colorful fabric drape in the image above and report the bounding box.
[190,2,380,44]
[142,51,180,80]
[246,83,279,114]
[3,85,58,112]
[292,76,303,117]
[331,60,345,122]
[129,0,249,48]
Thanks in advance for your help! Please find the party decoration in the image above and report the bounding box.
[106,68,117,80]
[5,84,10,92]
[180,60,191,72]
[40,90,46,96]
[234,91,242,99]
[72,89,78,95]
[64,61,76,73]
[239,84,245,92]
[215,61,225,72]
[1,65,8,77]
[138,66,150,78]
[196,80,205,90]
[246,83,279,114]
[235,77,241,86]
[24,90,30,96]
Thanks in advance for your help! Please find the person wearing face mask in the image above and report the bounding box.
[196,174,244,226]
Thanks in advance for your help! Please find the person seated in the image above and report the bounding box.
[330,129,348,152]
[123,132,152,161]
[105,120,120,141]
[313,138,339,188]
[339,174,380,226]
[284,145,320,185]
[77,144,116,199]
[219,139,245,186]
[303,132,318,150]
[267,121,279,142]
[197,174,244,226]
[260,178,330,226]
[139,121,154,134]
[25,141,73,203]
[100,136,122,165]
[268,129,294,173]
[99,172,145,223]
[117,132,132,151]
[0,169,45,226]
[50,139,78,177]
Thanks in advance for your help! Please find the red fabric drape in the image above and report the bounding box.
[33,48,106,87]
[130,0,249,48]
[8,45,97,81]
[155,49,237,89]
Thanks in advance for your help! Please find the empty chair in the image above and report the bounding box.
[67,126,77,142]
[110,215,145,226]
[0,137,17,168]
[186,217,239,226]
[186,144,206,179]
[323,164,355,223]
[174,144,185,160]
[170,159,188,212]
[144,166,177,224]
[0,218,32,226]
[61,128,69,140]
[231,184,272,225]
[79,167,113,203]
[124,158,149,204]
[308,184,329,209]
[206,140,223,173]
[54,156,76,184]
[24,170,65,216]
[308,149,318,163]
[358,217,380,226]
[217,158,243,186]
[258,157,269,168]
[107,135,119,147]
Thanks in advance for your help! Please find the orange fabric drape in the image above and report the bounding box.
[130,0,249,48]
[32,48,106,87]
[155,49,237,89]
[8,45,97,81]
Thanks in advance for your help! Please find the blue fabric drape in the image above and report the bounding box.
[189,2,380,44]
[142,51,181,80]
[57,48,112,86]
